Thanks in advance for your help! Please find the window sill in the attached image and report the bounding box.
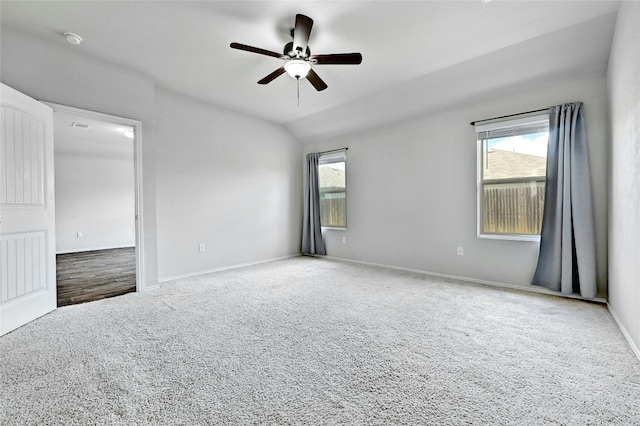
[478,233,540,242]
[322,226,347,231]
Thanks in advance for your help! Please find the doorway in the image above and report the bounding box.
[45,103,144,306]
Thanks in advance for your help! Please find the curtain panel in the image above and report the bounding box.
[302,152,326,255]
[532,102,597,298]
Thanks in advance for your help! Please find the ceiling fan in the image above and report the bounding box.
[230,14,362,92]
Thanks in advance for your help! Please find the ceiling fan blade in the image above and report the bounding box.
[293,14,313,54]
[258,67,286,85]
[230,42,284,59]
[310,53,363,65]
[306,69,328,91]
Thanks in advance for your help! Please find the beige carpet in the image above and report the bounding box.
[1,257,639,425]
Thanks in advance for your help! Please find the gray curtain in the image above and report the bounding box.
[532,102,596,298]
[302,152,326,255]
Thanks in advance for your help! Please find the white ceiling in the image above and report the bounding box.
[1,1,620,142]
[53,110,134,160]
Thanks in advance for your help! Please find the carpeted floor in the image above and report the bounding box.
[1,257,639,425]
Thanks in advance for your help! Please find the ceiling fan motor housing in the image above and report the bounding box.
[284,41,311,59]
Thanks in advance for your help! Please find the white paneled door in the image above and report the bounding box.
[0,83,56,336]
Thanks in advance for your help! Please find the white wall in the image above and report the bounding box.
[1,26,304,287]
[1,26,305,286]
[55,143,135,253]
[304,73,609,297]
[1,26,159,288]
[155,89,302,280]
[607,1,640,356]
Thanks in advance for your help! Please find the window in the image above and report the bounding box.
[318,150,347,228]
[476,114,549,240]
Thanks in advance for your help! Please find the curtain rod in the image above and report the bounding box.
[470,108,549,126]
[318,147,348,155]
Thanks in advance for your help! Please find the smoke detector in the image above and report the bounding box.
[63,32,83,45]
[71,122,90,129]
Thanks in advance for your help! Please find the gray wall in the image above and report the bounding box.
[55,144,135,254]
[1,26,159,289]
[304,73,609,297]
[155,89,302,280]
[1,26,303,288]
[607,0,640,356]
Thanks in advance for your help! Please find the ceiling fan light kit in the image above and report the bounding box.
[284,60,311,79]
[230,13,362,99]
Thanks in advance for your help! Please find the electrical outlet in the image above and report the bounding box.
[342,236,347,244]
[198,243,205,253]
[77,232,83,238]
[457,246,464,256]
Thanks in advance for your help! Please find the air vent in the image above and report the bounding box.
[71,122,90,129]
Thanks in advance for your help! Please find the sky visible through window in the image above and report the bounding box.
[487,132,548,158]
[321,162,345,171]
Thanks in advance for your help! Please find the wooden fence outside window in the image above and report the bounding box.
[482,179,546,235]
[320,190,346,228]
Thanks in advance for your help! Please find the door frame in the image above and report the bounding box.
[42,102,145,292]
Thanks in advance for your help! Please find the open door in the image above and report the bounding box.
[0,83,56,336]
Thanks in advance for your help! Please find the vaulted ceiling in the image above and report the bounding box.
[1,1,619,142]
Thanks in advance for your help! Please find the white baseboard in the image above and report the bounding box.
[140,284,160,292]
[323,255,607,304]
[607,303,640,363]
[157,254,301,283]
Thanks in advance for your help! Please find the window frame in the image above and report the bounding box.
[475,114,549,242]
[318,150,347,230]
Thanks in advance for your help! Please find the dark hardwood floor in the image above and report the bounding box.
[56,247,136,307]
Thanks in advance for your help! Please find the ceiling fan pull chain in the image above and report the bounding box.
[297,77,300,107]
